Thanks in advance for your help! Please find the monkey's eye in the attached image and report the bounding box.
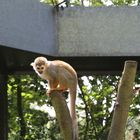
[41,67,44,70]
[36,66,40,70]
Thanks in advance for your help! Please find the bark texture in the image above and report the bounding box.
[108,61,137,140]
[50,91,73,140]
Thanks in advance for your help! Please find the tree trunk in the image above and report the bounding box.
[107,61,137,140]
[50,91,73,140]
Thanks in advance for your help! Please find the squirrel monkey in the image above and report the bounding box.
[31,56,78,140]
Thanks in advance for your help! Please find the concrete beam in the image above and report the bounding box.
[0,0,57,55]
[0,0,140,57]
[58,6,140,56]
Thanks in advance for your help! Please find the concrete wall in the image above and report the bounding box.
[1,0,140,57]
[57,6,140,56]
[0,0,57,55]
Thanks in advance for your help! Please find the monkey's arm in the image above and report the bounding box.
[47,79,58,94]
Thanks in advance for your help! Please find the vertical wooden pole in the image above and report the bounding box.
[108,61,137,140]
[50,91,73,140]
[0,74,8,140]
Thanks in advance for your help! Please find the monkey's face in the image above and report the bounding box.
[31,57,47,75]
[35,63,45,74]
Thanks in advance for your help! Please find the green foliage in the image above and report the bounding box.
[40,0,139,6]
[125,116,140,139]
[78,76,118,139]
[8,74,140,139]
[8,75,61,140]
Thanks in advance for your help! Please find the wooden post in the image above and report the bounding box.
[108,61,137,140]
[0,75,8,140]
[50,91,73,140]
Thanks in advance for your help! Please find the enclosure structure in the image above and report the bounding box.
[1,0,140,139]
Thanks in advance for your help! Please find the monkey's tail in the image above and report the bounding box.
[69,88,78,140]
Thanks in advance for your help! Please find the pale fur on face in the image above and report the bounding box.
[30,57,48,75]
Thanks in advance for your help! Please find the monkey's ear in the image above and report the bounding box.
[30,62,34,67]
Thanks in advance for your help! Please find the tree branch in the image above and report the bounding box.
[49,91,73,140]
[108,61,137,140]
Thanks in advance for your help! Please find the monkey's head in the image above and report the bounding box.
[30,57,48,75]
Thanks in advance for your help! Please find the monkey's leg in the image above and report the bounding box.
[47,80,58,95]
[55,84,68,93]
[48,84,68,95]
